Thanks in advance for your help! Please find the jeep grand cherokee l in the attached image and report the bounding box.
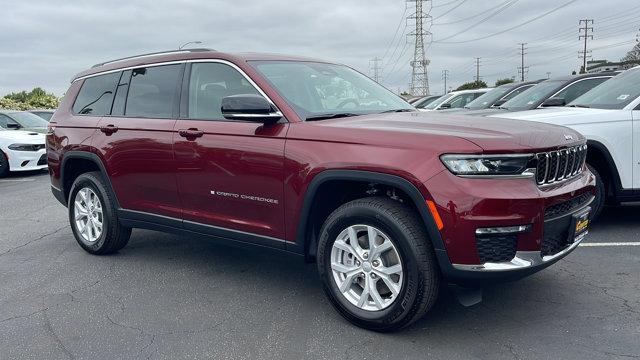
[48,49,595,332]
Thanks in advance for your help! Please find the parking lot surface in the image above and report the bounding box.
[1,171,639,359]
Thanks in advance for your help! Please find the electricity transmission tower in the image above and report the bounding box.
[369,57,383,83]
[579,19,594,73]
[407,0,431,96]
[517,43,528,81]
[442,70,449,94]
[475,58,481,82]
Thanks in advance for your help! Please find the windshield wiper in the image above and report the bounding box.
[567,104,590,108]
[305,113,361,121]
[379,109,415,113]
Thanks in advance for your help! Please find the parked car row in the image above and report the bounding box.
[415,67,640,219]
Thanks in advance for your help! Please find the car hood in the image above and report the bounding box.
[489,106,619,124]
[315,112,584,152]
[0,130,45,144]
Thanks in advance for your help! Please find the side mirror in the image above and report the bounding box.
[221,94,281,124]
[439,103,452,110]
[6,123,21,129]
[541,97,566,107]
[492,99,507,107]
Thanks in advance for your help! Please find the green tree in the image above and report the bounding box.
[495,78,514,86]
[1,87,60,110]
[621,42,640,66]
[455,80,488,91]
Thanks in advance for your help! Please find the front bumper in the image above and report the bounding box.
[7,148,47,172]
[424,168,595,285]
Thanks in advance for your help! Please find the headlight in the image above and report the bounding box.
[8,143,43,152]
[440,154,533,176]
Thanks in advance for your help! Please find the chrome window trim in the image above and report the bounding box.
[73,59,283,117]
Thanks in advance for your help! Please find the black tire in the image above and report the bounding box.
[587,164,605,221]
[68,171,131,254]
[317,197,440,332]
[0,151,9,177]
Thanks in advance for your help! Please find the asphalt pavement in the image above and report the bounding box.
[1,171,639,359]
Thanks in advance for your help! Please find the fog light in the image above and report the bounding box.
[475,225,531,235]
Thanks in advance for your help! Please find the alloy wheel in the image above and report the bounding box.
[73,187,103,243]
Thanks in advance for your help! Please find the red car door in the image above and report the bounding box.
[92,65,184,220]
[173,61,287,246]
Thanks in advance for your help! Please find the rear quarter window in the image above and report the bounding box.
[72,72,120,115]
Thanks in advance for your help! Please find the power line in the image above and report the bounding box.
[433,0,512,26]
[431,0,467,21]
[381,3,409,62]
[434,0,579,44]
[435,0,518,42]
[432,0,462,8]
[579,19,594,73]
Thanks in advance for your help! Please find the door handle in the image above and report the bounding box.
[178,128,204,139]
[99,124,119,135]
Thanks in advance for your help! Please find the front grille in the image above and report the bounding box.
[37,154,47,165]
[535,145,587,186]
[544,193,593,220]
[541,228,569,257]
[476,235,518,263]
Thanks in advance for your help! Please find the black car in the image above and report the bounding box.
[411,95,441,108]
[451,72,617,116]
[29,109,55,121]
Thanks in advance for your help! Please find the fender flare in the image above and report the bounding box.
[292,169,447,262]
[60,151,120,208]
[586,140,623,195]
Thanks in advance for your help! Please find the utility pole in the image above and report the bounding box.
[408,0,431,96]
[442,70,449,94]
[369,57,383,83]
[579,19,594,73]
[546,72,551,79]
[474,58,482,82]
[517,43,528,82]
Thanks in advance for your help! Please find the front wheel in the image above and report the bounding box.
[587,164,605,221]
[317,197,440,332]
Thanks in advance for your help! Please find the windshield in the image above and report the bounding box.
[413,96,440,109]
[569,68,640,110]
[250,61,413,120]
[8,111,49,127]
[424,94,452,110]
[464,84,513,110]
[501,80,563,111]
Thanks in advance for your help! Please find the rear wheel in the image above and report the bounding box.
[317,197,440,332]
[68,172,130,254]
[0,151,9,177]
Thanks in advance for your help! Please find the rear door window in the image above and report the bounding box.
[72,72,121,115]
[125,65,182,119]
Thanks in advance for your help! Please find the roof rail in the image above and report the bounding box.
[91,48,216,68]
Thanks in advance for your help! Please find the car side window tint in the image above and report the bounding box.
[0,114,18,128]
[449,93,476,108]
[111,70,132,116]
[554,78,608,104]
[503,85,533,101]
[188,62,261,120]
[125,65,181,119]
[72,72,120,115]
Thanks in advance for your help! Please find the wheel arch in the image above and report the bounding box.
[586,140,623,199]
[60,151,119,208]
[293,170,447,263]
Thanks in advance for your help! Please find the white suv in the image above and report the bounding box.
[491,66,640,218]
[417,88,491,111]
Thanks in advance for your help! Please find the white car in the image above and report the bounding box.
[490,66,640,218]
[0,129,47,177]
[417,88,492,111]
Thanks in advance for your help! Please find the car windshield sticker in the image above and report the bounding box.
[617,94,629,100]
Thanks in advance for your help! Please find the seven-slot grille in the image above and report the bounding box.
[535,145,587,185]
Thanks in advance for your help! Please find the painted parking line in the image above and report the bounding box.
[0,178,36,182]
[580,242,640,247]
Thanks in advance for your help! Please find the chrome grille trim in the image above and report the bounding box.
[535,145,587,186]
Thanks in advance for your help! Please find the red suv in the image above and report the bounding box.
[48,49,595,331]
